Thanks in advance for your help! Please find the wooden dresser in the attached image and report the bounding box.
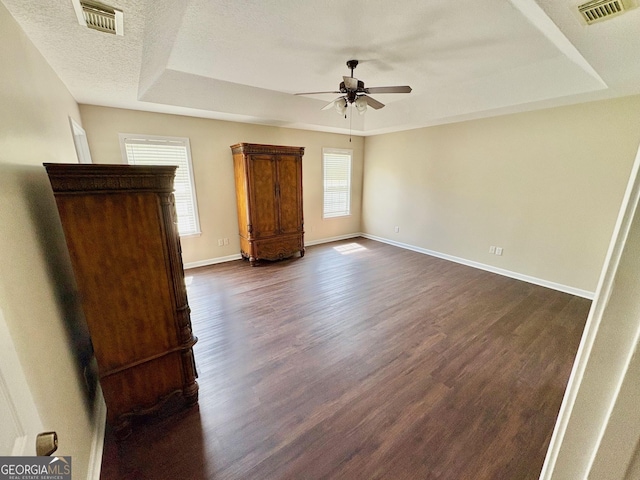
[231,143,305,265]
[44,163,198,433]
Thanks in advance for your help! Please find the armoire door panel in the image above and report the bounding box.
[55,193,178,370]
[277,155,302,235]
[248,155,278,238]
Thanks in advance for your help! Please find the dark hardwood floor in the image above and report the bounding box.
[100,237,590,479]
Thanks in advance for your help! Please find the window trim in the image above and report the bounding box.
[119,133,201,237]
[69,117,93,164]
[322,147,353,219]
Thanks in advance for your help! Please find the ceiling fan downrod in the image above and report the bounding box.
[346,59,359,77]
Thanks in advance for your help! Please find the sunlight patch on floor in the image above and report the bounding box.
[333,243,368,254]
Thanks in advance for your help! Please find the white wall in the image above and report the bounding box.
[79,105,364,266]
[542,138,640,480]
[362,97,640,293]
[0,3,97,478]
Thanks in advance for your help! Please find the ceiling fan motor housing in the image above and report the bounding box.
[339,80,365,92]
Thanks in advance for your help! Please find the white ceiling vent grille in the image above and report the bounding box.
[72,0,123,35]
[578,0,626,24]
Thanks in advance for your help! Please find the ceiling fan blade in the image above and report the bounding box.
[361,95,385,110]
[295,91,341,96]
[321,97,343,111]
[364,86,412,94]
[343,76,359,90]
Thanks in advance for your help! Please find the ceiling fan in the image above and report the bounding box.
[295,60,412,115]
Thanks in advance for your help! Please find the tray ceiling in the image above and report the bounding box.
[3,0,640,135]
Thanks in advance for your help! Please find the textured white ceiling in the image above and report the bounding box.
[3,0,640,135]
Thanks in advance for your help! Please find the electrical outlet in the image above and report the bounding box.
[223,238,229,245]
[489,246,496,254]
[495,247,503,256]
[217,239,224,247]
[394,226,400,233]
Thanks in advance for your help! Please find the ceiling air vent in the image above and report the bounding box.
[72,0,123,35]
[578,0,626,24]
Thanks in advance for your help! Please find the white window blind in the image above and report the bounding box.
[120,134,201,236]
[323,148,352,218]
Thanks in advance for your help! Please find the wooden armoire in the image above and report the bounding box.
[44,163,198,433]
[230,143,305,265]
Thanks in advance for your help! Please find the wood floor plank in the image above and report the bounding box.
[100,237,590,479]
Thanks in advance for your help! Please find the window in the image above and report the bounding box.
[120,134,201,236]
[323,148,352,218]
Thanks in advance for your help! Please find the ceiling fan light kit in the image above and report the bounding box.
[355,96,368,115]
[295,59,412,116]
[335,98,347,115]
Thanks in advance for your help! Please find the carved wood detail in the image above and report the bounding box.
[231,143,305,157]
[44,164,175,193]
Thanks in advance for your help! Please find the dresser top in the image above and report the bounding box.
[230,143,305,156]
[44,163,177,194]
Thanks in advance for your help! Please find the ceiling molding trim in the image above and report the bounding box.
[509,0,608,87]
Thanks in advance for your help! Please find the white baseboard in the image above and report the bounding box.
[305,233,362,246]
[183,234,363,269]
[180,233,592,299]
[360,233,595,300]
[183,253,243,269]
[86,387,106,480]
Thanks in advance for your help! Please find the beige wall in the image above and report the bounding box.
[0,3,95,477]
[78,105,364,265]
[362,96,640,292]
[543,145,640,480]
[79,98,640,291]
